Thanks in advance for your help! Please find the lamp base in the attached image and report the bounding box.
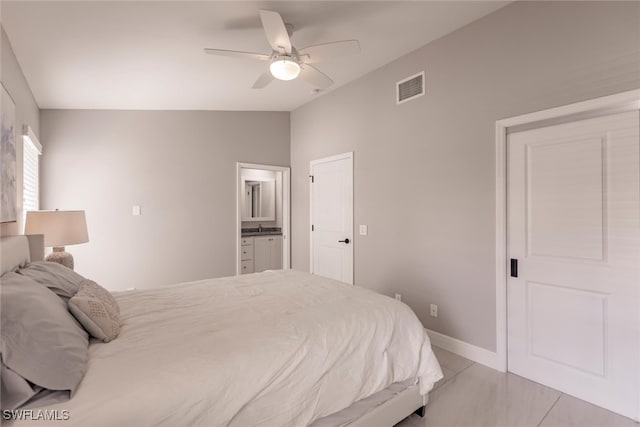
[46,247,74,270]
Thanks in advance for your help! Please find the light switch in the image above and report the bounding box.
[132,205,141,216]
[359,225,368,236]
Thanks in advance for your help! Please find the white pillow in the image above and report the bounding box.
[68,280,120,343]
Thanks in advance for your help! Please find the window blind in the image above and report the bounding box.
[22,126,42,231]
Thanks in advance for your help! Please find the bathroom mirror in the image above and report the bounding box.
[242,179,275,221]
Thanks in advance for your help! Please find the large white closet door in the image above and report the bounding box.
[507,111,640,420]
[310,153,353,284]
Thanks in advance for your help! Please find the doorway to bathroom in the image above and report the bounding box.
[236,163,290,275]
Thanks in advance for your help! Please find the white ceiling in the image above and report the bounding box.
[2,1,509,111]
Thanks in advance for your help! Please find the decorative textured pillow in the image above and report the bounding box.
[0,272,89,404]
[17,261,86,302]
[68,280,121,343]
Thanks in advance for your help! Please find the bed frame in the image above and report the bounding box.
[0,234,427,426]
[345,385,426,426]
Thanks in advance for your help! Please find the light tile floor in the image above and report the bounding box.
[396,347,639,427]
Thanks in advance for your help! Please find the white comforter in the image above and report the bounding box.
[18,270,442,426]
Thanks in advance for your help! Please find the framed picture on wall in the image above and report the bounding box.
[1,83,17,223]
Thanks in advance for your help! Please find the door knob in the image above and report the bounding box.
[338,238,350,244]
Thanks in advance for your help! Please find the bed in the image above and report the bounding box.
[1,235,442,426]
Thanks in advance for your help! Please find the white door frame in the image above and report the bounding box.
[236,162,291,275]
[309,152,354,283]
[494,89,640,373]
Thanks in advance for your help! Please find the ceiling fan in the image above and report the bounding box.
[204,10,360,89]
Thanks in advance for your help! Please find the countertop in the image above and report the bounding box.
[241,231,283,237]
[241,227,282,237]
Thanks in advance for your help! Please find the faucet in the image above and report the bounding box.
[258,224,263,233]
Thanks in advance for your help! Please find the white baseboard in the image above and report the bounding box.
[426,329,504,372]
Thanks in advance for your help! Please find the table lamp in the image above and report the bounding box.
[25,210,89,270]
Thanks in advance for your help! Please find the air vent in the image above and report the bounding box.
[396,71,425,104]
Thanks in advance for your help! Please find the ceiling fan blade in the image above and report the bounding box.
[204,48,271,61]
[252,70,275,89]
[299,64,333,89]
[259,10,292,54]
[298,40,360,64]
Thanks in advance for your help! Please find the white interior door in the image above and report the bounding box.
[507,111,640,420]
[310,153,353,284]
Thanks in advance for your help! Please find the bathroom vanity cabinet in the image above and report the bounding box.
[254,235,282,272]
[240,235,282,274]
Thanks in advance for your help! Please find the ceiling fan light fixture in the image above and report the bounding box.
[270,58,300,81]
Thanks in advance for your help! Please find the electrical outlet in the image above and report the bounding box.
[430,304,438,317]
[132,205,141,216]
[395,293,402,302]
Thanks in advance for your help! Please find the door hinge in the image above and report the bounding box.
[309,175,314,183]
[311,224,314,232]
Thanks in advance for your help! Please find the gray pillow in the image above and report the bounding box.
[0,272,89,401]
[1,360,71,411]
[1,358,38,410]
[68,280,121,343]
[17,261,86,302]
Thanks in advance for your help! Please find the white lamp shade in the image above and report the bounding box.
[25,210,89,247]
[270,58,300,81]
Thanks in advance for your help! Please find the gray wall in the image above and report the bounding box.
[1,27,40,236]
[40,110,289,290]
[290,1,640,352]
